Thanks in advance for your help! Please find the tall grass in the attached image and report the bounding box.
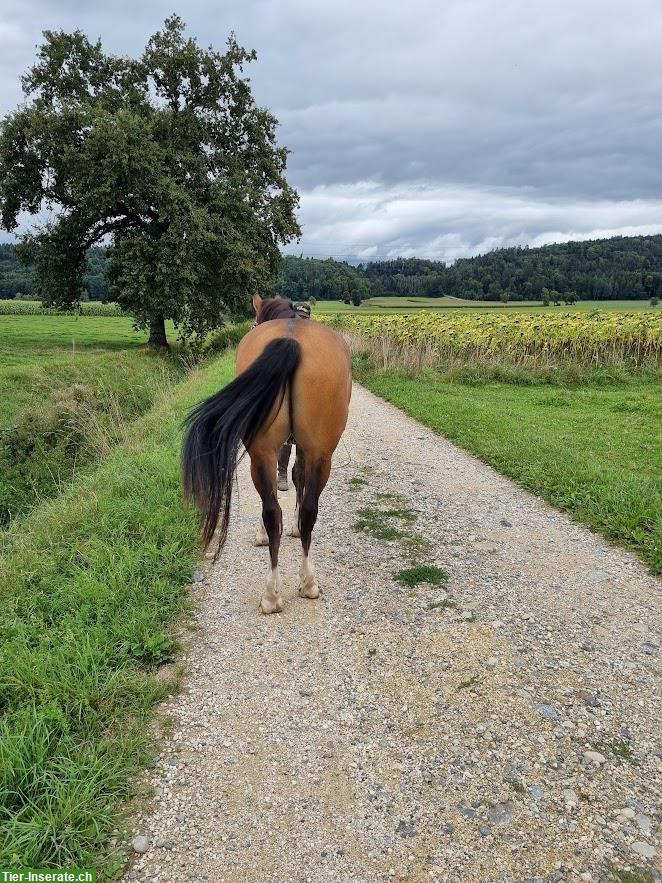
[342,329,661,384]
[203,319,253,354]
[0,352,236,875]
[0,362,183,527]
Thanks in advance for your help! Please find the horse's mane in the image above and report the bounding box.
[256,298,297,324]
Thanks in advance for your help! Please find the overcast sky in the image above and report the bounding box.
[2,0,661,262]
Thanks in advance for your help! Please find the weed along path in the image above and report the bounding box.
[125,384,661,883]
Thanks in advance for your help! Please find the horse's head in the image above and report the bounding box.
[252,294,298,324]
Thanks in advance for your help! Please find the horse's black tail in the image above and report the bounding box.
[182,337,301,552]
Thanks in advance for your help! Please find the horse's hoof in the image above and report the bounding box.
[260,595,283,614]
[298,579,320,599]
[254,529,269,547]
[288,524,301,538]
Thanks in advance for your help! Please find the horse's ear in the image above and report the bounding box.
[252,294,263,316]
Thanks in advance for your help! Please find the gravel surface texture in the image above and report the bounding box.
[124,383,660,883]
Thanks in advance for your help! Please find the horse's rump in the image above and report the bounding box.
[236,318,352,458]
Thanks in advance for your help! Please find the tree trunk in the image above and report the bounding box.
[148,314,169,350]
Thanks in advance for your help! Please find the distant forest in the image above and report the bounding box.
[2,234,662,303]
[0,245,108,300]
[280,235,662,302]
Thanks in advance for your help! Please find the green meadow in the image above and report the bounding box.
[313,296,659,315]
[0,314,183,525]
[0,351,235,873]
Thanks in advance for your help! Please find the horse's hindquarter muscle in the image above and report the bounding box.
[291,322,351,455]
[236,319,351,456]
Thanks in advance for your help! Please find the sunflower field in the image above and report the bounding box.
[326,310,662,368]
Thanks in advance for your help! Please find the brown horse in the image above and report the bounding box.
[182,296,352,613]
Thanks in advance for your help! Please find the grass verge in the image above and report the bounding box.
[354,364,662,573]
[0,351,235,875]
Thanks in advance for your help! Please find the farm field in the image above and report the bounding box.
[0,298,123,316]
[339,306,661,572]
[313,296,660,315]
[0,314,183,525]
[328,309,662,369]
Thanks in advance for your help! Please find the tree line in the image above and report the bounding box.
[0,245,109,299]
[360,235,662,302]
[281,235,662,302]
[3,234,662,307]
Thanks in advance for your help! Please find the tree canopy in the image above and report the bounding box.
[0,16,300,345]
[277,255,369,302]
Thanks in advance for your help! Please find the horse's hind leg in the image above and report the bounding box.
[289,449,303,538]
[298,455,332,599]
[251,454,284,614]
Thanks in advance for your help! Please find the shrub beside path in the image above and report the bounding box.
[125,384,660,883]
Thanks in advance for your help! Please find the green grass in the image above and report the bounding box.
[313,297,658,316]
[352,495,432,561]
[353,506,406,540]
[355,366,662,573]
[593,737,637,764]
[353,498,418,538]
[394,564,448,587]
[0,351,236,874]
[0,315,184,526]
[0,314,155,426]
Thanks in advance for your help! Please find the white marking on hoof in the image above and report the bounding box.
[254,523,269,546]
[260,594,283,614]
[260,568,283,614]
[299,579,319,599]
[298,555,319,599]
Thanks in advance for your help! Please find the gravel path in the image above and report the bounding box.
[125,383,660,883]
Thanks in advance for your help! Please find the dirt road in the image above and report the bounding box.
[125,383,660,883]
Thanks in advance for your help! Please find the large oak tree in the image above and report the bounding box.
[0,16,300,346]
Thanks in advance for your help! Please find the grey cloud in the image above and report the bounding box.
[290,183,662,261]
[1,0,660,258]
